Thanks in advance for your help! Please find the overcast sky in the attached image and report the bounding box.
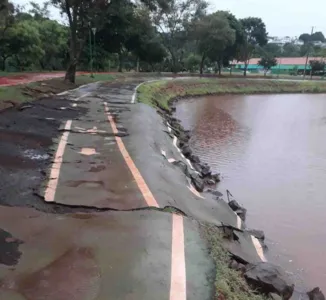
[12,0,326,37]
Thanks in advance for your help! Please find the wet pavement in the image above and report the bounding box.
[0,206,214,300]
[0,78,266,299]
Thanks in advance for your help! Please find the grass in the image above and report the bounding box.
[202,225,267,300]
[137,78,326,111]
[0,73,120,110]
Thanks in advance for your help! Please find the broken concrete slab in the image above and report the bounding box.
[223,230,264,264]
[244,262,295,300]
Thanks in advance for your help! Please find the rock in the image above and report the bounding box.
[193,163,203,173]
[190,173,204,192]
[205,179,216,185]
[244,262,294,300]
[179,132,189,143]
[181,145,192,158]
[201,164,211,177]
[229,260,238,270]
[270,293,282,300]
[307,288,325,300]
[206,189,223,199]
[191,155,200,164]
[237,263,246,273]
[236,208,247,222]
[228,199,241,211]
[246,229,265,241]
[212,173,221,182]
[229,200,247,221]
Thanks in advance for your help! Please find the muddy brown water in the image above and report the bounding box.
[175,93,326,291]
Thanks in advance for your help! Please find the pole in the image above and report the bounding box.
[92,28,96,75]
[303,26,314,80]
[94,32,96,74]
[89,28,93,78]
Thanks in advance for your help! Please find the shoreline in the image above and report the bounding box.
[137,78,326,300]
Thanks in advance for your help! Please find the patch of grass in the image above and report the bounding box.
[137,78,326,111]
[202,225,267,300]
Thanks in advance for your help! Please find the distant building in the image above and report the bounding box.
[268,36,304,46]
[231,57,326,73]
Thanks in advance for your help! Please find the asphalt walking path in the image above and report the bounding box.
[0,78,216,300]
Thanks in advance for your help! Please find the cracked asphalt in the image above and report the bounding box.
[0,78,262,300]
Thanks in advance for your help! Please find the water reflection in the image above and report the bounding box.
[175,94,326,291]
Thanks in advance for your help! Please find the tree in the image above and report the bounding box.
[97,0,137,72]
[211,11,244,74]
[193,13,235,74]
[309,59,325,78]
[239,17,268,76]
[282,42,300,57]
[258,56,277,76]
[28,1,50,20]
[300,31,325,44]
[185,53,200,72]
[51,0,111,83]
[152,0,208,73]
[311,31,325,43]
[6,20,44,70]
[254,43,282,59]
[37,19,69,70]
[0,0,15,70]
[125,6,166,71]
[299,33,311,44]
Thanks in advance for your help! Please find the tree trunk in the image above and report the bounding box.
[229,67,232,76]
[200,54,206,75]
[243,63,248,76]
[218,60,222,75]
[136,57,140,72]
[171,55,177,74]
[65,62,77,83]
[118,53,123,72]
[1,57,6,71]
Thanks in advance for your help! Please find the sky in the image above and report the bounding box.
[12,0,326,37]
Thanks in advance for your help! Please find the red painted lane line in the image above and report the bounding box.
[105,100,187,300]
[103,102,159,207]
[44,120,72,202]
[170,214,187,300]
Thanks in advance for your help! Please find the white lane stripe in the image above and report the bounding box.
[188,185,204,199]
[236,215,242,229]
[131,80,161,104]
[251,235,267,262]
[44,120,72,202]
[170,214,187,300]
[172,135,200,173]
[75,92,90,101]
